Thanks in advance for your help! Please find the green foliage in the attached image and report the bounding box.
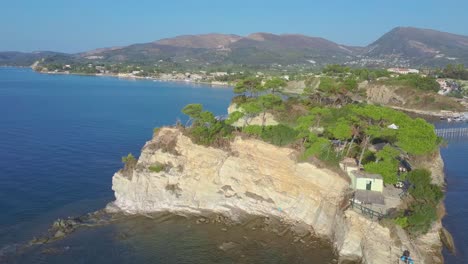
[243,125,263,136]
[384,74,439,92]
[318,77,338,94]
[234,77,263,96]
[261,124,298,146]
[440,64,468,80]
[242,101,262,115]
[188,121,234,146]
[342,78,358,92]
[398,169,444,235]
[364,146,400,184]
[149,163,166,173]
[182,104,203,119]
[303,137,330,157]
[264,77,287,93]
[236,94,284,127]
[396,118,439,155]
[309,107,332,126]
[344,104,439,156]
[301,136,340,166]
[225,111,244,125]
[360,150,376,165]
[122,153,136,164]
[407,169,444,204]
[182,104,233,146]
[351,68,390,81]
[364,160,398,184]
[376,145,401,161]
[394,216,409,228]
[257,94,283,111]
[406,203,438,235]
[327,118,352,140]
[243,124,298,146]
[323,64,350,75]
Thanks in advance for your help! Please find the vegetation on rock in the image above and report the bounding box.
[178,73,444,236]
[149,163,166,173]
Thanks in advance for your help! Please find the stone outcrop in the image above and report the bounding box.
[110,127,444,264]
[366,84,406,106]
[227,104,279,127]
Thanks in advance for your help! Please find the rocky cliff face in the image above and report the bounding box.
[365,82,464,113]
[110,127,444,264]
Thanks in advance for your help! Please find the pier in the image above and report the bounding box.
[435,127,468,139]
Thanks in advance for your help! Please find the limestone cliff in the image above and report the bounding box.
[110,127,444,264]
[227,103,279,127]
[365,82,464,112]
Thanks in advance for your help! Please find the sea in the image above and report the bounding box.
[0,68,337,264]
[438,122,468,264]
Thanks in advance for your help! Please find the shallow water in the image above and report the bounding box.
[0,68,336,263]
[3,213,337,264]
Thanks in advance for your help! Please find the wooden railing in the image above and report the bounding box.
[350,199,386,220]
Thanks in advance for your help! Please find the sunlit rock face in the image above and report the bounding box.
[111,127,443,264]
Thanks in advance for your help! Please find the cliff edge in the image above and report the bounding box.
[110,127,443,264]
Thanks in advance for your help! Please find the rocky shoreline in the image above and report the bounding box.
[1,209,339,263]
[110,127,447,264]
[2,126,449,264]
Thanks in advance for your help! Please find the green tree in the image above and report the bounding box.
[407,169,443,204]
[257,94,283,127]
[225,111,244,126]
[364,146,400,184]
[264,77,287,94]
[234,77,263,97]
[182,104,203,119]
[396,118,439,155]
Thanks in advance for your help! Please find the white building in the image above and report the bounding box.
[387,68,419,75]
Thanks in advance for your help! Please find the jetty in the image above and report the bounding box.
[435,127,468,139]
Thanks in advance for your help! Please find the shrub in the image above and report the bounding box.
[384,74,439,92]
[121,153,137,175]
[364,160,399,184]
[188,122,234,146]
[261,124,298,146]
[394,216,409,228]
[302,137,330,159]
[407,169,443,204]
[243,125,263,136]
[149,163,166,173]
[396,169,444,236]
[122,153,136,164]
[406,203,438,235]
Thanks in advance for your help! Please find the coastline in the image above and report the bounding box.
[110,127,448,263]
[35,69,233,88]
[389,105,467,119]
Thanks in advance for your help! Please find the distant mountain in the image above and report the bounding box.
[0,51,68,66]
[363,27,468,66]
[2,27,468,68]
[226,33,354,65]
[156,33,242,49]
[82,32,355,66]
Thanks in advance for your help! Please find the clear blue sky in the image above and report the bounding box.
[2,0,468,53]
